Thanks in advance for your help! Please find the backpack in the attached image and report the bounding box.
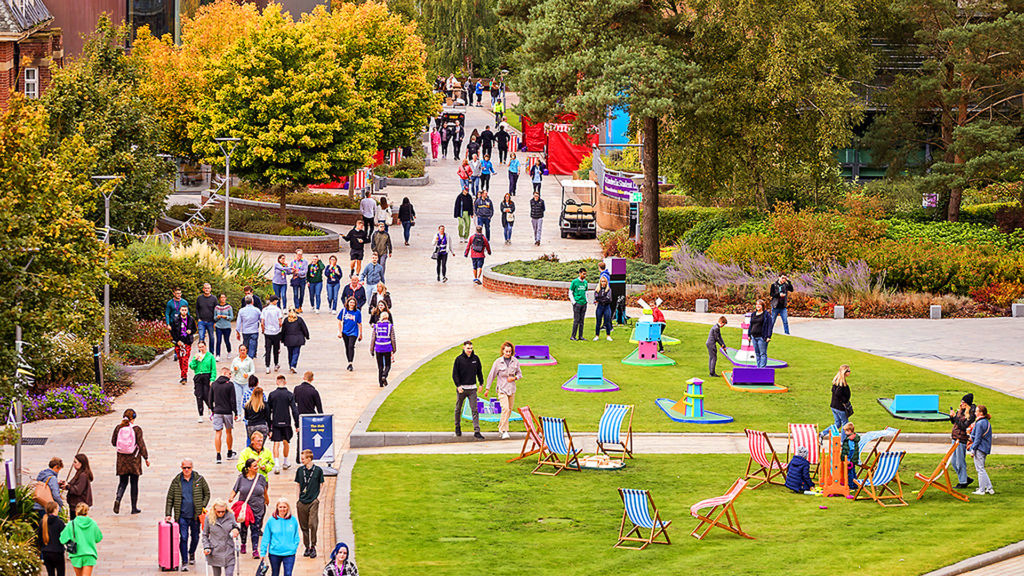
[116,425,137,455]
[471,234,485,252]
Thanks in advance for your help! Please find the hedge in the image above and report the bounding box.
[961,201,1021,225]
[658,206,723,246]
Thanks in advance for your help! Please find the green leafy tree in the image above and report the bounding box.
[43,15,173,235]
[416,0,513,76]
[863,0,1024,221]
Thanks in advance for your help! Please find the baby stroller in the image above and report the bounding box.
[614,295,632,326]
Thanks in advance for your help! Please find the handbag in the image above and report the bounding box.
[843,401,854,417]
[33,478,55,506]
[231,476,259,525]
[254,559,269,576]
[64,521,78,555]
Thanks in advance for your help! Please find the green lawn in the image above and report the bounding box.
[351,453,1024,576]
[370,320,1024,433]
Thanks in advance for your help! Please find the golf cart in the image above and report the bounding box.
[558,179,599,239]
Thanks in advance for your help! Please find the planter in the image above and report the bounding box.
[156,215,340,253]
[121,347,174,373]
[481,265,645,300]
[383,175,430,187]
[203,192,401,225]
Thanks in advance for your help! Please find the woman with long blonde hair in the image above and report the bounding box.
[830,364,852,431]
[60,503,104,576]
[281,307,310,374]
[202,499,240,576]
[244,385,270,443]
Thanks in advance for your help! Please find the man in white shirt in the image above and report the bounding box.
[230,345,255,415]
[261,295,285,374]
[359,192,377,232]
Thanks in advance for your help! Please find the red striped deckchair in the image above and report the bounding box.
[507,406,543,463]
[787,423,820,479]
[690,479,754,540]
[743,429,785,489]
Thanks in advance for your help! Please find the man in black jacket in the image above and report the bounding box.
[452,341,484,439]
[209,368,238,465]
[495,126,510,164]
[479,126,495,159]
[294,372,323,416]
[196,282,218,353]
[267,375,299,473]
[241,286,263,311]
[769,274,794,335]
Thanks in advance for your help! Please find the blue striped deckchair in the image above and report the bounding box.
[853,450,907,507]
[858,427,901,471]
[597,404,634,463]
[532,417,581,476]
[690,479,754,540]
[615,489,671,550]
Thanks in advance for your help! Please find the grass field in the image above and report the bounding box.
[351,453,1024,576]
[369,320,1024,433]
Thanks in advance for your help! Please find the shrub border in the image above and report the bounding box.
[155,215,340,253]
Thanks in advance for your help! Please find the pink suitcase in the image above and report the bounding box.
[158,521,180,571]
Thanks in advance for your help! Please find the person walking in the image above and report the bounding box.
[371,222,393,280]
[949,393,977,489]
[451,120,464,160]
[324,256,343,313]
[593,276,613,341]
[231,345,256,415]
[490,80,500,105]
[294,450,325,558]
[196,282,218,352]
[268,376,299,473]
[341,275,367,311]
[529,190,545,245]
[359,253,385,288]
[306,255,325,314]
[569,268,589,341]
[65,453,93,521]
[439,123,450,159]
[111,408,148,515]
[260,499,301,576]
[483,341,523,440]
[430,126,440,160]
[201,499,240,576]
[452,341,485,439]
[830,364,852,432]
[337,297,363,372]
[171,305,198,385]
[465,225,492,285]
[432,225,453,282]
[282,307,311,374]
[244,389,272,448]
[189,340,217,422]
[507,152,521,197]
[474,79,484,105]
[294,371,323,416]
[468,152,482,194]
[748,299,773,368]
[236,296,261,360]
[32,457,64,519]
[371,311,396,387]
[211,367,239,465]
[261,295,285,374]
[480,126,494,159]
[496,127,510,165]
[60,504,103,576]
[530,160,544,193]
[499,193,515,245]
[770,273,794,335]
[40,500,67,576]
[398,197,416,246]
[289,250,308,312]
[971,405,994,495]
[358,192,376,234]
[706,316,728,377]
[214,294,234,360]
[454,187,474,242]
[481,154,495,193]
[230,458,270,558]
[165,287,188,328]
[493,99,504,124]
[375,197,392,233]
[474,190,494,240]
[236,430,275,480]
[342,220,368,277]
[323,543,358,576]
[368,282,392,313]
[272,255,291,305]
[165,458,212,570]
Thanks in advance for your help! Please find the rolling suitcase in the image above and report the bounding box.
[158,521,181,571]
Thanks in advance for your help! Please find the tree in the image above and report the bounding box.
[864,0,1024,221]
[415,0,514,76]
[500,0,696,264]
[0,98,107,402]
[43,15,173,235]
[191,5,380,221]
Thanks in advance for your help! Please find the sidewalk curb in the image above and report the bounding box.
[333,453,357,557]
[922,540,1024,576]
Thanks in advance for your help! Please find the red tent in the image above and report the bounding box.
[521,115,546,152]
[521,114,598,175]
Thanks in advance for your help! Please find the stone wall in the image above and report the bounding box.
[203,192,401,225]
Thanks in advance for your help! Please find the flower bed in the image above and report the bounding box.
[233,186,361,210]
[166,204,327,236]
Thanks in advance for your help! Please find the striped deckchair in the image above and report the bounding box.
[913,443,969,502]
[743,429,786,488]
[690,479,754,540]
[858,427,901,471]
[532,417,581,476]
[507,406,544,463]
[615,489,671,550]
[787,424,820,479]
[853,451,907,507]
[597,404,634,463]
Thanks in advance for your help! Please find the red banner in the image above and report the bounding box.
[547,130,597,175]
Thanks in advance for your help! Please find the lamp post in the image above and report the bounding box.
[92,175,122,358]
[214,138,241,265]
[156,153,175,195]
[500,69,509,107]
[6,248,38,487]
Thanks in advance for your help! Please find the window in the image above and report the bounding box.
[24,68,38,99]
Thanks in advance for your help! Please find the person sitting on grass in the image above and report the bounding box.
[784,446,815,494]
[840,422,861,488]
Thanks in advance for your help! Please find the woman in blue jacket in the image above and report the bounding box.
[480,154,495,192]
[971,405,994,496]
[260,498,301,576]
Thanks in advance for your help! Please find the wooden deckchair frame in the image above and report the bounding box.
[690,479,754,540]
[787,423,820,480]
[743,429,786,489]
[858,428,902,473]
[853,451,907,507]
[532,417,581,476]
[597,404,635,463]
[913,443,969,502]
[615,489,671,550]
[507,406,544,463]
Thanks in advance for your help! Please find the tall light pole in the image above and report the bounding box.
[92,175,122,358]
[7,248,38,487]
[214,137,240,264]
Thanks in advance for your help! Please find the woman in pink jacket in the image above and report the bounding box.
[483,341,523,440]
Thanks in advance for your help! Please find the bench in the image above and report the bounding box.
[731,367,775,385]
[892,394,939,413]
[577,364,604,387]
[516,345,551,359]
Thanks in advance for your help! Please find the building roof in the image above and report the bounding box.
[0,0,53,40]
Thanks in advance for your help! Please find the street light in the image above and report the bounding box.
[214,137,241,265]
[156,153,176,195]
[92,175,122,358]
[6,247,38,487]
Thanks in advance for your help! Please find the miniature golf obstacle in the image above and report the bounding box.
[655,378,733,424]
[820,434,850,497]
[629,330,681,346]
[461,396,524,423]
[562,364,620,393]
[722,367,788,393]
[723,313,788,368]
[622,321,676,366]
[877,394,948,422]
[635,298,655,324]
[514,344,557,367]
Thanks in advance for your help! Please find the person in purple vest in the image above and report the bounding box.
[370,311,396,388]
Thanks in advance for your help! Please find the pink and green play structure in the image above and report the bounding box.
[621,322,675,367]
[562,364,620,393]
[655,378,733,424]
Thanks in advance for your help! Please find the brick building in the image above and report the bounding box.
[0,0,62,110]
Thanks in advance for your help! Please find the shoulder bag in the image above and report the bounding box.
[231,476,259,525]
[64,521,77,555]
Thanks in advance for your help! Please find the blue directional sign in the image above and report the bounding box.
[299,414,334,463]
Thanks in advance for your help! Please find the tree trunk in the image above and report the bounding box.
[641,116,660,265]
[278,186,288,225]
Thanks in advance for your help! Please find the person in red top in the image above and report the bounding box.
[464,225,492,285]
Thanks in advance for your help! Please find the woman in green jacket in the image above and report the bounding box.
[60,503,104,575]
[188,340,217,421]
[306,255,326,314]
